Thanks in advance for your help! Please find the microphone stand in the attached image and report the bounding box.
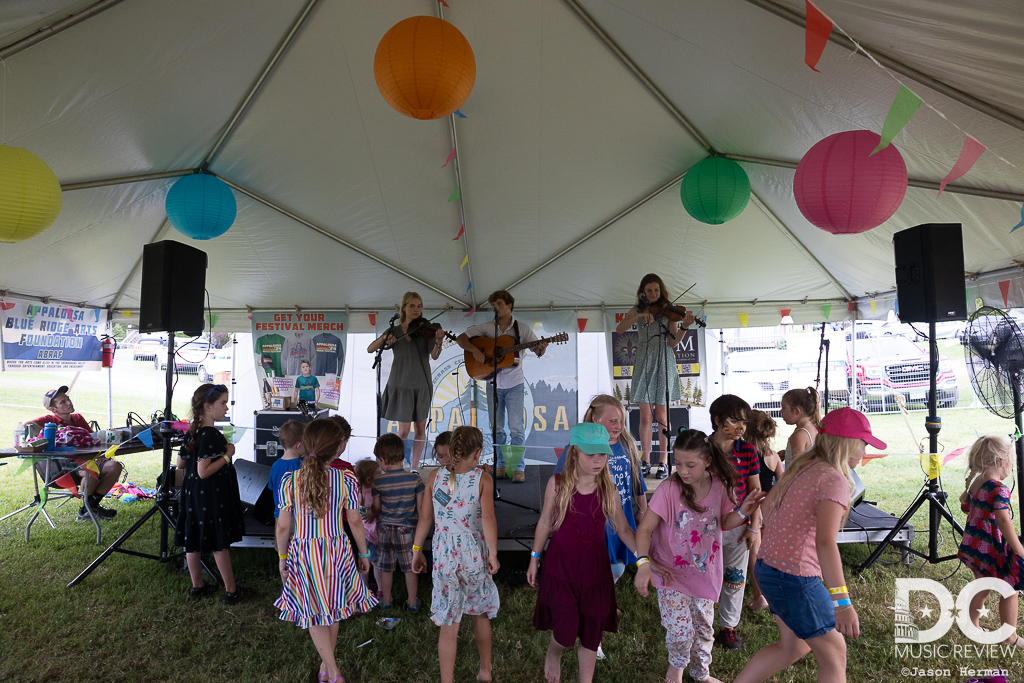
[373,314,399,438]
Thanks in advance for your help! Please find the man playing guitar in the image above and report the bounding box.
[456,290,547,483]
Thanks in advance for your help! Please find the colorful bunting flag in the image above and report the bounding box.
[454,109,467,119]
[460,255,469,271]
[577,318,588,333]
[464,305,476,318]
[804,0,833,72]
[1012,203,1024,233]
[369,313,376,326]
[137,428,153,448]
[780,308,792,318]
[938,135,986,196]
[999,280,1011,308]
[437,0,449,6]
[442,148,456,168]
[943,446,966,467]
[822,304,832,320]
[54,472,79,493]
[121,310,131,318]
[465,282,472,294]
[103,444,120,459]
[870,300,877,318]
[848,302,856,311]
[206,313,217,329]
[872,85,921,155]
[452,224,465,240]
[738,313,749,328]
[448,189,460,202]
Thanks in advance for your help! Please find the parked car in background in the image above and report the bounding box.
[727,349,789,416]
[155,340,211,375]
[198,348,233,382]
[851,336,958,411]
[133,336,166,361]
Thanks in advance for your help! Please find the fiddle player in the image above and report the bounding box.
[27,386,122,520]
[456,289,547,483]
[615,274,695,479]
[367,292,445,472]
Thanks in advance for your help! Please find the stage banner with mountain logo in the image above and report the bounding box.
[376,310,577,464]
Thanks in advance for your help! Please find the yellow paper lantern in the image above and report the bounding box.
[374,16,476,120]
[0,146,62,243]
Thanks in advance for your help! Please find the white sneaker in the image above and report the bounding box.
[596,645,606,660]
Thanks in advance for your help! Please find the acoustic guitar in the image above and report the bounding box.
[464,332,569,380]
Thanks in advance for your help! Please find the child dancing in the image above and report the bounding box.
[412,426,500,683]
[528,423,660,683]
[635,429,765,683]
[735,408,879,683]
[958,435,1024,648]
[779,387,820,465]
[275,419,376,683]
[744,410,782,612]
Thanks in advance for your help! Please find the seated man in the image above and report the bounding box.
[28,386,121,520]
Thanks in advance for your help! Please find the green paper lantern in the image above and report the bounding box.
[680,157,750,225]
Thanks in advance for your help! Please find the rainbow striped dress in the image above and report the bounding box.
[275,468,377,627]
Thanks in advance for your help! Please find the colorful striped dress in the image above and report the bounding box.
[275,468,377,627]
[958,480,1024,589]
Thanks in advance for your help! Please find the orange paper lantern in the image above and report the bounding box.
[374,16,476,120]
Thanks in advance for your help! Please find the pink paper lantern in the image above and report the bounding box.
[793,130,908,234]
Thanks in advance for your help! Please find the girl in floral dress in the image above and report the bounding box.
[412,426,500,683]
[958,435,1024,648]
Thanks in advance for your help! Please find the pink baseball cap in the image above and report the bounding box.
[819,407,886,450]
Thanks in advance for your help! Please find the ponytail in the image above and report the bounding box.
[297,419,343,518]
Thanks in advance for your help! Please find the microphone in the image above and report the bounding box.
[638,293,649,307]
[389,313,399,325]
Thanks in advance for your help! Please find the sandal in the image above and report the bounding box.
[404,600,420,613]
[378,602,392,611]
[748,595,769,612]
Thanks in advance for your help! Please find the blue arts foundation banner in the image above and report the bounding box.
[376,310,577,464]
[604,309,707,407]
[1,297,107,371]
[251,311,348,411]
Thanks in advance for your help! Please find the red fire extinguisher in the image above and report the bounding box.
[101,336,115,368]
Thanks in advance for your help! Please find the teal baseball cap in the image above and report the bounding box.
[570,423,613,455]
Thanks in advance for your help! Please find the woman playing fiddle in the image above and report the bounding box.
[367,292,446,472]
[615,274,695,480]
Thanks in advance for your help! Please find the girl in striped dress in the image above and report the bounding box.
[275,419,377,683]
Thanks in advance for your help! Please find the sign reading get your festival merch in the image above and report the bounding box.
[251,311,348,411]
[1,297,107,371]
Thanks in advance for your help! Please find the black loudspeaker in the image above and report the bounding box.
[893,223,966,323]
[139,240,208,334]
[234,459,275,526]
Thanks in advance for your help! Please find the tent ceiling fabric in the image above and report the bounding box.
[0,0,1021,329]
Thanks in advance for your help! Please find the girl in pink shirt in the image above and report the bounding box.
[735,408,884,683]
[634,430,765,683]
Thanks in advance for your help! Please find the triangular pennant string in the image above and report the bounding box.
[452,224,465,241]
[448,189,460,202]
[369,313,376,327]
[780,308,792,318]
[848,302,856,311]
[577,318,588,333]
[460,255,469,271]
[804,0,833,72]
[463,305,476,318]
[738,312,749,328]
[437,0,449,6]
[442,148,456,168]
[136,428,153,448]
[938,135,986,196]
[454,109,467,119]
[1011,204,1024,233]
[870,300,877,318]
[822,304,832,320]
[465,281,472,294]
[999,280,1011,308]
[872,84,921,155]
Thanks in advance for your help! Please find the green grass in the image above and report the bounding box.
[4,405,1024,683]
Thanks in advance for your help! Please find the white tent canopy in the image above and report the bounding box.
[1,0,1022,331]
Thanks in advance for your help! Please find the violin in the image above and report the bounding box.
[644,300,708,328]
[407,317,459,342]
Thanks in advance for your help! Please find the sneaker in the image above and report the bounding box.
[512,470,525,483]
[641,462,652,478]
[716,627,743,650]
[495,466,507,479]
[189,584,216,601]
[656,465,669,480]
[77,504,116,521]
[596,644,606,661]
[221,585,255,605]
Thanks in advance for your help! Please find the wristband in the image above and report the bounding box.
[412,545,423,553]
[747,528,759,534]
[828,586,848,596]
[277,552,286,560]
[530,551,542,559]
[733,505,749,521]
[358,551,371,558]
[636,556,650,567]
[834,598,852,608]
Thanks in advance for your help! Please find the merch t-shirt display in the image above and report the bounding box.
[282,333,313,376]
[312,332,345,376]
[254,333,285,377]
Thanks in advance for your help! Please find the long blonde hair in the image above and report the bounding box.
[583,394,641,479]
[298,419,343,519]
[449,426,483,474]
[965,435,1012,494]
[552,445,618,531]
[399,291,422,324]
[768,432,857,523]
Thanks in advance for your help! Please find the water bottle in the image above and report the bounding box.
[43,422,57,451]
[13,422,24,448]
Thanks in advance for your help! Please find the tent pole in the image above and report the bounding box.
[0,0,126,59]
[741,0,1024,134]
[215,175,467,306]
[61,170,194,192]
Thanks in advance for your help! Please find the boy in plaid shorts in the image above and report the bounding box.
[369,433,425,611]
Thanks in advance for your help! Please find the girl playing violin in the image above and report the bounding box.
[615,274,695,479]
[367,292,446,472]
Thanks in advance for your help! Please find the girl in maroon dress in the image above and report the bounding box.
[527,423,668,683]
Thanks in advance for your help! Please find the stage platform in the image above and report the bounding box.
[838,500,914,565]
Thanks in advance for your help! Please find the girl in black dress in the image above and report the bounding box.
[175,383,251,604]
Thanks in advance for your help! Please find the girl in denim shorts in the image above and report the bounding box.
[734,408,884,683]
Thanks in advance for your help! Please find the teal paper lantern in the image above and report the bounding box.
[165,174,237,240]
[680,157,750,225]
